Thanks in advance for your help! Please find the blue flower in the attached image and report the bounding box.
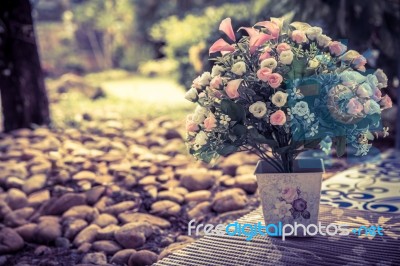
[340,70,366,85]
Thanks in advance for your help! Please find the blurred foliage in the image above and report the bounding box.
[150,2,258,88]
[150,0,400,94]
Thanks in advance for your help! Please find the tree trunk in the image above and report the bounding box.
[0,0,50,132]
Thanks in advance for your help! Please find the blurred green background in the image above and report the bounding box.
[33,0,399,135]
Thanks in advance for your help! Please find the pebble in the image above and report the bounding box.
[62,205,99,222]
[103,201,137,215]
[73,224,100,246]
[22,174,47,194]
[92,213,118,228]
[81,252,107,265]
[118,213,171,229]
[5,188,28,210]
[150,200,181,216]
[184,190,211,202]
[36,218,62,243]
[128,250,158,266]
[44,193,87,215]
[0,227,24,254]
[96,224,120,240]
[179,169,215,191]
[212,188,248,213]
[234,174,258,194]
[64,219,88,240]
[92,240,122,255]
[114,223,153,249]
[111,249,136,265]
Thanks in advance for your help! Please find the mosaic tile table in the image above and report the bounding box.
[321,149,400,213]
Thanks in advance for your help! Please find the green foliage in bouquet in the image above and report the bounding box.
[184,17,392,172]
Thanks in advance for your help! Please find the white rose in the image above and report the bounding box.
[356,83,373,98]
[308,58,320,69]
[199,72,211,86]
[192,105,208,123]
[231,61,247,76]
[184,88,198,102]
[211,65,225,77]
[305,26,322,41]
[260,58,278,70]
[293,101,309,116]
[271,91,288,107]
[194,131,208,146]
[374,69,388,89]
[279,50,294,65]
[249,101,267,118]
[316,34,332,47]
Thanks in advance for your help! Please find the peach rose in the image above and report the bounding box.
[259,47,273,61]
[204,115,217,131]
[276,43,291,54]
[328,41,347,56]
[281,187,297,202]
[210,75,223,89]
[380,95,392,110]
[266,73,283,89]
[291,30,307,43]
[256,67,272,82]
[353,55,367,72]
[372,89,382,101]
[346,98,363,115]
[186,115,199,132]
[225,79,242,99]
[270,110,286,125]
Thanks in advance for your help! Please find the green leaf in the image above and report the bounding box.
[221,99,246,122]
[304,139,321,149]
[232,124,247,137]
[286,57,308,80]
[249,128,278,147]
[217,144,238,156]
[335,136,346,157]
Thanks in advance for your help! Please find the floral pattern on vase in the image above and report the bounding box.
[256,172,323,228]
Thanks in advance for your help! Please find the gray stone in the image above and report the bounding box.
[111,249,136,265]
[73,224,100,246]
[114,223,153,249]
[92,240,122,255]
[212,188,248,213]
[129,250,158,266]
[0,228,24,254]
[81,252,107,265]
[179,169,215,191]
[5,188,27,210]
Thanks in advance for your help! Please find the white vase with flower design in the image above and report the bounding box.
[255,158,324,237]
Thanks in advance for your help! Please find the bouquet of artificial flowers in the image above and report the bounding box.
[185,17,392,172]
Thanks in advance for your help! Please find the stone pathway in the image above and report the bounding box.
[0,117,261,266]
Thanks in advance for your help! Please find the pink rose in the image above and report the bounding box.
[281,187,297,203]
[291,30,307,44]
[186,115,199,132]
[256,67,272,82]
[204,115,217,131]
[225,79,242,99]
[266,73,283,89]
[372,89,382,101]
[270,110,287,125]
[346,98,363,115]
[259,47,272,61]
[276,43,291,54]
[353,55,367,72]
[380,95,392,110]
[210,75,223,89]
[328,41,347,56]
